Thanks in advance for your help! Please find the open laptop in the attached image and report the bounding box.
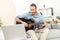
[2,24,27,40]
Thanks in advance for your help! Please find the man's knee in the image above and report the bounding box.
[44,28,49,31]
[44,28,49,32]
[42,28,49,33]
[27,30,35,33]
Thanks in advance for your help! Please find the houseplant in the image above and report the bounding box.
[56,16,60,20]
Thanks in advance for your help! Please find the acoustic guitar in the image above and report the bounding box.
[16,18,46,31]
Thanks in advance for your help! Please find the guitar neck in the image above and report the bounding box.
[29,22,44,26]
[29,21,50,26]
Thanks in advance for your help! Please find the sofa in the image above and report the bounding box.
[27,23,60,40]
[46,23,60,40]
[0,23,60,40]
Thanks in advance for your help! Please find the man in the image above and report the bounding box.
[16,3,49,40]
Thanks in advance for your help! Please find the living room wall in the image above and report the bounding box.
[13,0,60,19]
[0,0,16,26]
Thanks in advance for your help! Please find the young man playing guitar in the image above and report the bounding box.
[16,3,49,40]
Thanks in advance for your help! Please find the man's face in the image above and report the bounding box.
[30,6,37,15]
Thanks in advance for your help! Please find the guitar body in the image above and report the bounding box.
[16,18,35,31]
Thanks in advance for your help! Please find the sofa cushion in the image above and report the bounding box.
[47,29,60,39]
[52,24,60,29]
[46,23,60,29]
[47,38,60,40]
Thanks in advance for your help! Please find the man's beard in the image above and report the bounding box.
[31,12,37,16]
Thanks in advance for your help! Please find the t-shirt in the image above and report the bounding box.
[16,12,44,29]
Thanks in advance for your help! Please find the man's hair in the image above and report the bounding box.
[30,3,37,9]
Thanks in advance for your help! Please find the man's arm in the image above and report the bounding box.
[16,18,24,23]
[15,18,28,27]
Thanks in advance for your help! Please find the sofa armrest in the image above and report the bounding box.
[46,23,60,29]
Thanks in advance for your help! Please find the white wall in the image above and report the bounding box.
[0,0,60,26]
[13,0,60,18]
[13,0,45,16]
[44,0,60,19]
[0,0,16,26]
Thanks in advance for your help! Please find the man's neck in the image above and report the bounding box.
[32,12,37,16]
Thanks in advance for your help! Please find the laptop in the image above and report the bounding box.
[2,24,27,40]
